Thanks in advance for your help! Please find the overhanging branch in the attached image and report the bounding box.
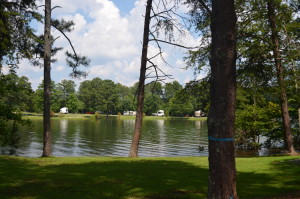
[149,38,197,49]
[51,24,79,66]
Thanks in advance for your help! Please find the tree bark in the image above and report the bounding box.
[129,0,152,158]
[298,108,300,133]
[42,0,52,157]
[267,0,297,155]
[208,0,238,198]
[298,108,300,148]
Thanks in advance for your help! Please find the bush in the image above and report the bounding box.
[94,112,101,120]
[50,110,56,117]
[117,112,121,119]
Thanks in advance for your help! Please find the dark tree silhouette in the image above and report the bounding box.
[266,0,297,155]
[41,0,90,157]
[42,0,52,157]
[208,0,238,198]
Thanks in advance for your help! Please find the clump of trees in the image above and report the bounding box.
[234,0,300,152]
[0,74,32,146]
[6,76,209,117]
[0,0,39,148]
[184,0,300,152]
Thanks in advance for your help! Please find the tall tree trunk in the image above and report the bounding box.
[267,0,297,155]
[299,108,300,133]
[208,0,238,198]
[129,0,152,158]
[42,0,52,157]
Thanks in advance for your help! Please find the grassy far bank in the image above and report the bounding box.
[0,156,299,199]
[22,112,207,121]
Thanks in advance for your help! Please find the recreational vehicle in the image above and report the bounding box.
[60,107,68,114]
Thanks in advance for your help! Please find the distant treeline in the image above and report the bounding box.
[1,74,209,117]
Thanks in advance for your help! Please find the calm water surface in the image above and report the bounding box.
[2,118,209,157]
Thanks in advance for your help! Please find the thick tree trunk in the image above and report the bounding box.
[42,0,52,157]
[208,0,238,198]
[298,108,300,133]
[129,0,152,158]
[267,1,297,155]
[298,108,300,148]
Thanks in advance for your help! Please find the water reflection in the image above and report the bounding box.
[1,118,291,157]
[0,118,210,157]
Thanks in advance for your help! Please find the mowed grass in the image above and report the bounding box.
[0,156,299,199]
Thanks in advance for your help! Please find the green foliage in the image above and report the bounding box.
[234,0,300,148]
[163,81,182,103]
[0,0,40,70]
[30,18,90,77]
[117,95,135,113]
[235,102,281,149]
[0,73,33,112]
[144,93,162,115]
[93,112,101,120]
[78,78,119,114]
[185,0,299,148]
[66,94,82,113]
[0,73,31,146]
[33,80,61,113]
[169,90,194,117]
[56,80,76,106]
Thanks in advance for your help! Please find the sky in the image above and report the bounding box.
[5,0,201,90]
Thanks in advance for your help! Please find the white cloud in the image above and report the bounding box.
[20,0,197,90]
[1,66,10,74]
[52,0,139,60]
[16,60,43,74]
[89,64,113,76]
[55,65,65,71]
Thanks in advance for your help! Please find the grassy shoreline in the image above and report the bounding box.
[22,113,207,121]
[0,155,299,199]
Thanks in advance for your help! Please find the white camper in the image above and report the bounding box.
[195,110,202,117]
[123,111,136,116]
[157,110,164,117]
[60,107,68,114]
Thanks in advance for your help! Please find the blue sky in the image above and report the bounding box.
[113,0,137,15]
[5,0,200,90]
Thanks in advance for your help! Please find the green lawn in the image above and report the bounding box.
[0,156,299,199]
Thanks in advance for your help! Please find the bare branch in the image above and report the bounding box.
[52,36,60,43]
[150,6,175,19]
[51,6,62,11]
[148,52,163,60]
[149,38,197,49]
[147,58,173,80]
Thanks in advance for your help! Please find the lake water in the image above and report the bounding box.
[1,118,209,157]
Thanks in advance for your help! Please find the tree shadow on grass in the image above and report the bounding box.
[0,157,299,199]
[0,157,208,199]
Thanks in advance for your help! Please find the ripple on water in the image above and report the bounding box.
[2,119,209,157]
